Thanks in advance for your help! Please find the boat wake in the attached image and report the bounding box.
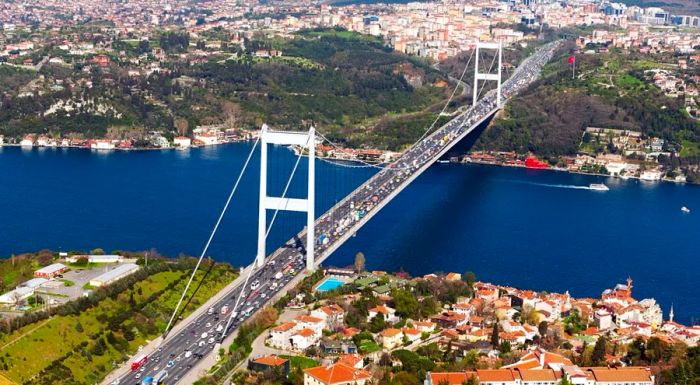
[499,180,597,190]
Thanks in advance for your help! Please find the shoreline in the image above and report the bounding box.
[0,140,253,152]
[460,158,699,186]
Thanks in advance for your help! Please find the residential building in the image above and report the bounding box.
[34,263,67,278]
[304,363,371,385]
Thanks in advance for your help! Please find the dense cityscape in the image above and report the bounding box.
[0,0,699,384]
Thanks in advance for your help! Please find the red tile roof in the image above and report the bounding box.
[304,363,372,385]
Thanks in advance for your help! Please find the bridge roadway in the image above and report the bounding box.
[111,40,562,385]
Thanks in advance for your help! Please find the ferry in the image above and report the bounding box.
[681,206,691,213]
[589,183,609,191]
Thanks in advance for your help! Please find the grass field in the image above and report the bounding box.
[0,264,237,384]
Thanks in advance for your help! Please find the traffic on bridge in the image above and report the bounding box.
[111,39,562,385]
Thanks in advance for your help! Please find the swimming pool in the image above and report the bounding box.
[315,277,345,292]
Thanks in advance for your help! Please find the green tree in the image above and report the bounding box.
[592,336,607,365]
[75,322,84,333]
[491,323,500,348]
[392,288,420,319]
[369,314,386,333]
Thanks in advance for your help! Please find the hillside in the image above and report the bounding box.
[0,29,448,150]
[475,42,700,165]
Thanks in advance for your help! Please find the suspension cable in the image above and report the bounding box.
[312,49,476,171]
[220,133,309,340]
[163,137,260,336]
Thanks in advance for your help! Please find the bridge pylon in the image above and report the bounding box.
[473,41,503,107]
[257,124,315,271]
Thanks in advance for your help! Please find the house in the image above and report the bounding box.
[304,363,372,385]
[402,327,422,342]
[320,337,357,355]
[248,355,290,375]
[415,321,436,333]
[585,367,654,385]
[503,348,574,370]
[89,264,139,287]
[379,328,403,349]
[296,315,326,334]
[476,369,519,385]
[425,371,477,385]
[34,263,67,278]
[517,369,560,385]
[446,272,462,281]
[291,328,319,351]
[368,305,398,323]
[311,304,345,329]
[270,322,298,349]
[337,353,364,369]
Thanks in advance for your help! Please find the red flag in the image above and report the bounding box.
[568,56,575,64]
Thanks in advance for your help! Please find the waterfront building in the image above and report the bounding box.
[65,254,124,263]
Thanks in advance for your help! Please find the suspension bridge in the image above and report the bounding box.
[107,39,563,385]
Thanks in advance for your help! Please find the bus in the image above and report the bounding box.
[131,354,148,371]
[153,370,168,384]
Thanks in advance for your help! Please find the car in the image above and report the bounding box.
[167,360,174,368]
[185,351,192,358]
[260,293,266,299]
[208,337,215,344]
[135,373,141,379]
[153,366,159,372]
[198,341,205,347]
[201,332,208,339]
[206,322,211,328]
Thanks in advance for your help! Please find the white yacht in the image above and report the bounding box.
[589,183,609,191]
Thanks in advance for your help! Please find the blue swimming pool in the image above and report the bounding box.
[316,277,345,292]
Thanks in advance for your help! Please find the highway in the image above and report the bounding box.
[112,40,562,385]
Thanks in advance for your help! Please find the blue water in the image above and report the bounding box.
[0,144,698,323]
[316,277,346,292]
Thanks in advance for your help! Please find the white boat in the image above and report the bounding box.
[437,160,449,164]
[681,206,691,213]
[589,183,609,191]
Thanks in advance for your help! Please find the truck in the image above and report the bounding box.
[131,354,148,371]
[141,376,154,385]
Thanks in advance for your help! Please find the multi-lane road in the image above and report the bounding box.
[112,40,563,385]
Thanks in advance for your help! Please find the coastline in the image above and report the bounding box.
[460,157,698,186]
[0,140,253,152]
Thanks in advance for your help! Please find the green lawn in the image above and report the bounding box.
[281,355,319,370]
[0,264,237,384]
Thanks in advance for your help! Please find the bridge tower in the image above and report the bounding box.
[257,124,316,271]
[473,41,503,107]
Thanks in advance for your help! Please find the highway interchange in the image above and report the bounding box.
[114,39,562,385]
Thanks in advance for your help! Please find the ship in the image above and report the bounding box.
[589,183,609,191]
[525,156,549,169]
[681,206,691,213]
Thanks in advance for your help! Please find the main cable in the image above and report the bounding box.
[163,137,260,336]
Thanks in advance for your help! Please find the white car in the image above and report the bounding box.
[135,374,141,379]
[198,341,205,347]
[201,332,208,339]
[206,322,211,328]
[216,324,223,333]
[185,351,192,358]
[208,337,215,344]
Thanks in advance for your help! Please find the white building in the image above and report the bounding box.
[0,287,34,304]
[174,136,192,148]
[20,137,34,147]
[66,254,124,264]
[89,263,139,287]
[91,140,116,150]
